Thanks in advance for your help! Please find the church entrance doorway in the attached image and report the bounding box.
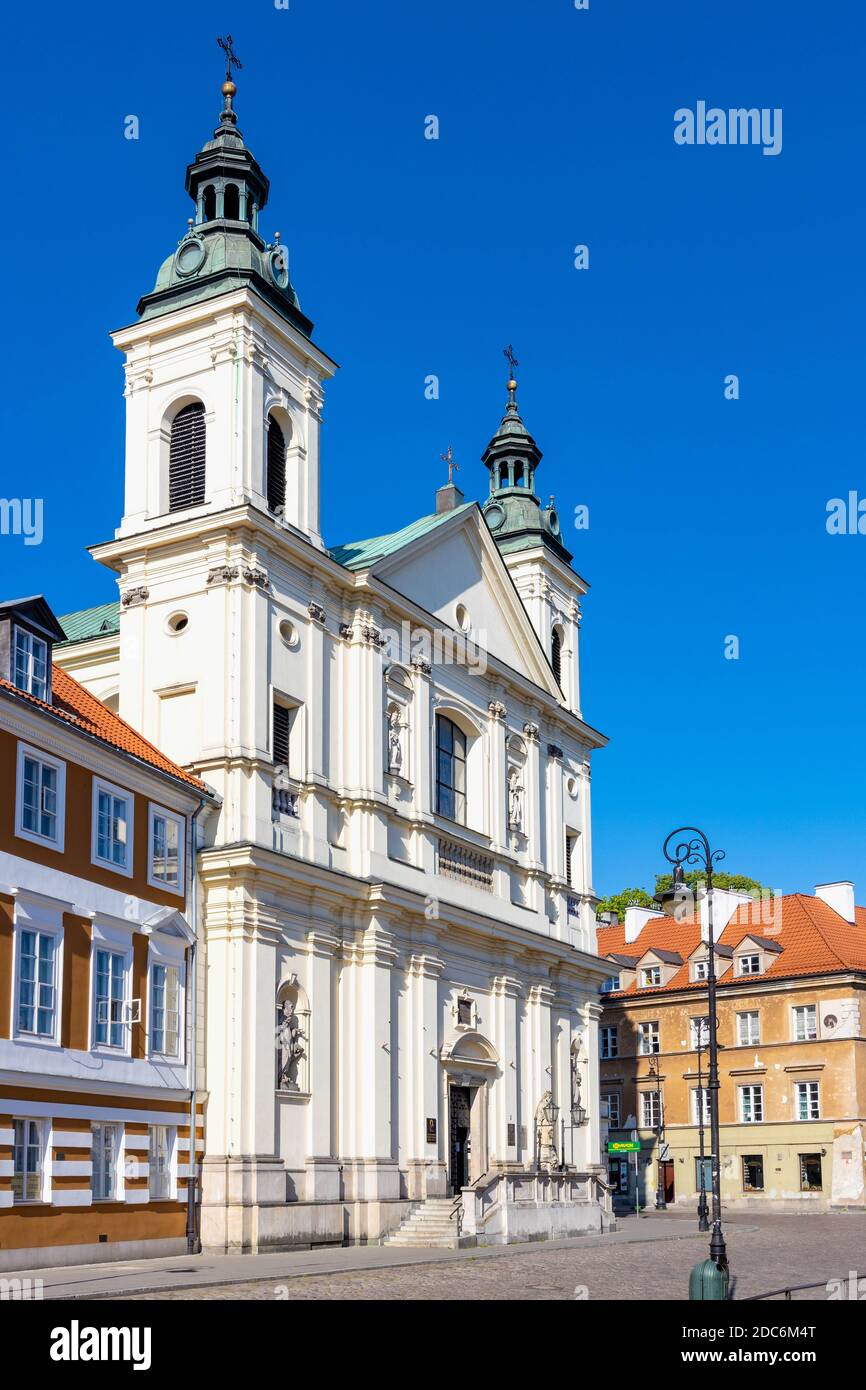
[449,1085,472,1193]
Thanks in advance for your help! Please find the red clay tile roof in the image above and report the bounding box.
[0,668,208,793]
[597,894,866,996]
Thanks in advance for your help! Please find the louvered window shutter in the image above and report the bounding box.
[267,417,287,514]
[551,630,562,686]
[169,403,206,512]
[273,702,291,766]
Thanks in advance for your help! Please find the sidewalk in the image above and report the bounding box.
[15,1214,718,1300]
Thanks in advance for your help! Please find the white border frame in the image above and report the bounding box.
[91,776,135,878]
[14,742,66,853]
[146,803,185,897]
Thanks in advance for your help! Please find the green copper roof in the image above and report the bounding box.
[330,504,474,572]
[56,602,120,647]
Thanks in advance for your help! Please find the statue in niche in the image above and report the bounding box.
[387,707,404,775]
[276,999,307,1092]
[508,771,524,830]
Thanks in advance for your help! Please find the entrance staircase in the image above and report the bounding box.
[383,1197,464,1249]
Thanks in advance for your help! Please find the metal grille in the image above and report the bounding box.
[273,702,290,766]
[437,837,493,890]
[267,417,287,514]
[169,403,206,512]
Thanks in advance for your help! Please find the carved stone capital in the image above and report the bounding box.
[362,624,385,647]
[308,601,326,624]
[242,566,269,589]
[488,700,507,722]
[523,722,540,742]
[121,586,149,608]
[206,565,239,586]
[411,655,432,676]
[338,622,354,640]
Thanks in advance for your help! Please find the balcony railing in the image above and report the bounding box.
[272,771,301,820]
[437,837,494,891]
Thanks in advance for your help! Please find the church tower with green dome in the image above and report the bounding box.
[481,351,589,718]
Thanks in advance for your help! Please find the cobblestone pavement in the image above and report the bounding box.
[120,1212,866,1301]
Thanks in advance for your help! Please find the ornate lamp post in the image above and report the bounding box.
[648,1054,666,1210]
[657,827,729,1272]
[695,1018,710,1232]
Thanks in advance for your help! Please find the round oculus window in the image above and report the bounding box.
[269,246,290,288]
[175,237,206,278]
[485,503,505,532]
[166,611,189,635]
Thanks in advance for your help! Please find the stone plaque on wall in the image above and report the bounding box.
[426,1117,437,1144]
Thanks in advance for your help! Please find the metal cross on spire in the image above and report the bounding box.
[440,444,459,485]
[503,344,519,377]
[217,34,243,83]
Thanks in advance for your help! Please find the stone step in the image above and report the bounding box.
[385,1234,459,1248]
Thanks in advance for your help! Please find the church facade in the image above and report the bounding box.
[54,71,613,1251]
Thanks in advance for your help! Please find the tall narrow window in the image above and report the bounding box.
[223,183,240,220]
[17,746,64,848]
[13,627,49,700]
[150,963,181,1058]
[93,782,132,874]
[92,1123,120,1201]
[435,716,467,823]
[169,402,206,512]
[148,806,183,890]
[267,415,287,514]
[94,948,126,1048]
[149,1125,172,1200]
[565,832,577,886]
[273,701,291,767]
[17,929,57,1038]
[12,1119,43,1203]
[551,629,562,687]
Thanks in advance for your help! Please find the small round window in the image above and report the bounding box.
[166,612,189,635]
[455,603,471,633]
[279,619,298,648]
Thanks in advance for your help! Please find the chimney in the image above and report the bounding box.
[815,882,855,924]
[699,888,754,942]
[436,480,465,514]
[624,904,659,944]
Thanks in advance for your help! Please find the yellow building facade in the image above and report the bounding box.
[597,887,866,1212]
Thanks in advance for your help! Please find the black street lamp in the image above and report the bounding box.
[657,827,729,1273]
[695,1020,710,1232]
[648,1054,666,1210]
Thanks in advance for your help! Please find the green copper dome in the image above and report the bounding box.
[137,79,312,337]
[481,375,572,563]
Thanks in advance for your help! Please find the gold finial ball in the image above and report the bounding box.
[507,378,518,392]
[222,80,237,97]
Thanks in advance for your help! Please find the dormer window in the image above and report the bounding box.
[600,974,620,994]
[693,959,708,982]
[641,965,661,988]
[738,953,761,976]
[13,626,49,701]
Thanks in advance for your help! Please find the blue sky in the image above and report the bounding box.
[2,0,865,900]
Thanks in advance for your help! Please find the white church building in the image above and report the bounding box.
[55,68,613,1251]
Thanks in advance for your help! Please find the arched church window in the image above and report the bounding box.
[513,462,524,487]
[224,183,240,220]
[435,715,467,823]
[266,414,287,514]
[551,628,563,687]
[169,402,206,512]
[202,186,216,222]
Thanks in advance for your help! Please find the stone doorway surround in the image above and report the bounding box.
[440,1028,499,1188]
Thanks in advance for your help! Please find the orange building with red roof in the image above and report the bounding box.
[0,596,216,1270]
[597,886,866,1211]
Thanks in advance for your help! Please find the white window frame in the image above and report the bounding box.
[691,1086,711,1126]
[641,965,661,988]
[147,803,185,895]
[640,1090,661,1129]
[11,1117,48,1203]
[638,1021,660,1055]
[148,1124,175,1201]
[600,1026,618,1059]
[91,1121,122,1202]
[692,958,709,982]
[795,1080,820,1121]
[792,1004,818,1042]
[15,742,66,852]
[148,955,185,1061]
[739,1084,764,1123]
[738,953,761,976]
[12,625,50,701]
[91,777,134,878]
[600,974,620,994]
[91,942,131,1053]
[737,1011,761,1046]
[13,917,62,1044]
[603,1092,621,1129]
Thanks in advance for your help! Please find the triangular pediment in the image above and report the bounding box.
[365,505,561,695]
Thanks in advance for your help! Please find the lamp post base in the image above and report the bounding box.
[697,1190,710,1231]
[710,1220,728,1271]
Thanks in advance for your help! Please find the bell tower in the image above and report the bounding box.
[112,48,335,550]
[481,350,587,717]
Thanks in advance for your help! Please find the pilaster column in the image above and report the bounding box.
[407,944,447,1197]
[488,700,508,853]
[527,982,557,1128]
[490,971,523,1166]
[342,914,400,1200]
[411,655,434,873]
[305,925,341,1199]
[522,721,542,870]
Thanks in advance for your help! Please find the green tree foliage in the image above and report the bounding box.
[597,874,771,924]
[595,888,657,924]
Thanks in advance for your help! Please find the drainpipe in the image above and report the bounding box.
[186,795,208,1255]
